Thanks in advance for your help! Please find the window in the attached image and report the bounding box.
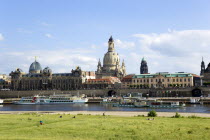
[151,79,153,82]
[188,78,190,82]
[168,79,170,82]
[162,79,164,82]
[173,79,175,82]
[184,78,186,82]
[180,79,182,82]
[176,79,178,82]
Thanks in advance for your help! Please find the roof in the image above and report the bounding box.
[29,61,42,72]
[133,73,193,78]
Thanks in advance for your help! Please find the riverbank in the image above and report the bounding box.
[1,111,210,117]
[0,113,210,140]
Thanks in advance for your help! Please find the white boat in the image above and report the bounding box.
[190,98,200,104]
[0,99,3,104]
[13,94,88,105]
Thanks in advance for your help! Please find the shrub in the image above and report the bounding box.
[188,115,200,119]
[148,110,157,117]
[173,112,181,118]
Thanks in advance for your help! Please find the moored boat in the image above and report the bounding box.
[13,94,88,105]
[0,99,3,104]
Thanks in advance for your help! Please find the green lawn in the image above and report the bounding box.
[0,113,210,140]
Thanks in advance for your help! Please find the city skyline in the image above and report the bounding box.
[1,0,210,75]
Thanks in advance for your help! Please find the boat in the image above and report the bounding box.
[13,94,88,105]
[189,98,200,104]
[0,99,3,104]
[147,100,185,108]
[112,97,185,108]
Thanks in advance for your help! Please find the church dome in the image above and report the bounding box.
[29,61,42,73]
[43,66,52,74]
[103,51,120,67]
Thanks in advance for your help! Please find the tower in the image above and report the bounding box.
[140,57,148,74]
[108,36,114,52]
[95,36,126,79]
[200,57,205,76]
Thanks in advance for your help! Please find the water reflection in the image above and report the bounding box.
[0,104,210,113]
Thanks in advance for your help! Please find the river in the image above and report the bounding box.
[0,103,210,113]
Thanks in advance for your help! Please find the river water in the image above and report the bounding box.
[0,104,210,113]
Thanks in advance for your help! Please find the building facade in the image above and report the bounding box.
[140,57,148,74]
[10,60,95,90]
[0,74,11,89]
[131,72,194,88]
[83,77,121,89]
[121,74,135,88]
[95,36,126,79]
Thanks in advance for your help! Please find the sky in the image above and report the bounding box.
[1,0,210,75]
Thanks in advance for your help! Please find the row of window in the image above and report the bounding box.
[133,78,191,83]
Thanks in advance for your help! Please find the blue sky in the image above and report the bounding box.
[1,0,210,75]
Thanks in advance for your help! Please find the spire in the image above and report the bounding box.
[35,56,37,62]
[109,36,113,42]
[122,59,125,66]
[98,58,101,65]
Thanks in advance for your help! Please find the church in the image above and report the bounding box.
[95,36,126,79]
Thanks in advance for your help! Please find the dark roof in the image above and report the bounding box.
[109,36,113,42]
[29,61,42,72]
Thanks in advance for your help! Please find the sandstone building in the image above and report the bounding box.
[10,59,95,90]
[95,36,126,79]
[130,72,194,88]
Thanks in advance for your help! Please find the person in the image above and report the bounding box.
[40,121,43,125]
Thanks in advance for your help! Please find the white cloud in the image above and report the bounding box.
[1,30,209,76]
[1,49,97,74]
[0,33,4,41]
[17,28,32,34]
[45,33,53,38]
[130,30,210,74]
[41,22,51,27]
[115,39,135,49]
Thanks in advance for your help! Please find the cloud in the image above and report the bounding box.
[0,33,4,41]
[1,30,209,76]
[130,30,210,74]
[115,39,135,49]
[17,28,32,34]
[41,22,52,27]
[45,33,53,38]
[1,49,97,74]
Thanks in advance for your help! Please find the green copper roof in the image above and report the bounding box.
[133,73,193,78]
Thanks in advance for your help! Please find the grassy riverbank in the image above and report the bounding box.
[0,113,210,140]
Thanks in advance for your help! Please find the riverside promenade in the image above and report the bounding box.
[1,111,210,117]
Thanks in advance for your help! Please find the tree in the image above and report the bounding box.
[148,110,157,117]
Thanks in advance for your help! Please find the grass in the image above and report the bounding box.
[0,113,210,140]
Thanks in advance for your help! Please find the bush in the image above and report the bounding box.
[173,112,181,118]
[148,110,157,117]
[188,115,200,119]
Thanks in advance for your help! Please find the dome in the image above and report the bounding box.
[103,51,120,67]
[43,66,52,74]
[16,68,23,73]
[29,61,42,73]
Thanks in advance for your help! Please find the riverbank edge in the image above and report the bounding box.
[0,111,210,117]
